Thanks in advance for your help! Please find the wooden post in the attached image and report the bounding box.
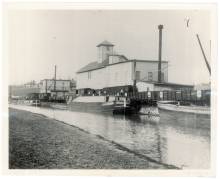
[181,90,183,101]
[189,90,192,103]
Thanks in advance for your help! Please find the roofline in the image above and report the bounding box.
[76,66,105,74]
[50,90,69,92]
[96,44,114,47]
[138,80,194,87]
[132,59,168,63]
[42,79,71,82]
[155,83,193,88]
[106,59,168,67]
[77,59,168,74]
[109,54,129,61]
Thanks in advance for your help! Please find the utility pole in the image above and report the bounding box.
[158,24,163,83]
[133,60,136,93]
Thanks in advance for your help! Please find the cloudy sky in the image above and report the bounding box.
[7,9,212,85]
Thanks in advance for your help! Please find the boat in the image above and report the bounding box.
[24,99,41,107]
[68,96,161,115]
[157,101,210,115]
[103,98,142,115]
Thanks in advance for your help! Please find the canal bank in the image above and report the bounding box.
[9,104,210,169]
[9,108,174,169]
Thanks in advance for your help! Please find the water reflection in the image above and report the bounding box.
[10,105,210,169]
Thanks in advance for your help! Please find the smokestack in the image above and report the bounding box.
[158,24,163,83]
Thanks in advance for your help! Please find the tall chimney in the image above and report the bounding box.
[158,24,163,83]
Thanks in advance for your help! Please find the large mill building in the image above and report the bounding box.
[76,26,193,95]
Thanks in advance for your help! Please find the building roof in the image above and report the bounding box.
[132,59,168,63]
[77,59,168,74]
[42,79,71,82]
[77,61,105,73]
[139,80,193,88]
[96,40,114,47]
[155,82,193,88]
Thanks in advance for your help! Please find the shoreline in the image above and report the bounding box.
[9,108,178,169]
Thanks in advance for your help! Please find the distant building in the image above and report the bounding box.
[76,40,192,95]
[23,80,39,88]
[38,78,77,101]
[9,84,40,99]
[39,79,72,99]
[9,78,77,101]
[194,83,211,91]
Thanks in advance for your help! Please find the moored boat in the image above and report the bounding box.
[157,101,210,115]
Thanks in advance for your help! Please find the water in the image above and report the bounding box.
[10,104,210,169]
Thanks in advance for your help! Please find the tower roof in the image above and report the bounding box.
[96,40,114,47]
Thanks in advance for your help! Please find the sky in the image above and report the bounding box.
[6,9,212,85]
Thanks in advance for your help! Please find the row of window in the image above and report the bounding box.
[136,71,164,81]
[88,71,164,81]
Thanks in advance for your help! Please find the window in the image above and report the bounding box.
[135,71,140,80]
[88,71,91,79]
[106,46,110,51]
[148,72,153,81]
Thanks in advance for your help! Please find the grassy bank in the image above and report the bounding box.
[9,108,171,169]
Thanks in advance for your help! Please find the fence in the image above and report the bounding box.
[128,90,211,106]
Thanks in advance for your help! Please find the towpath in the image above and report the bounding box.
[9,108,174,169]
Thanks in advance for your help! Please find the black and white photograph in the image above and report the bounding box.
[1,1,218,177]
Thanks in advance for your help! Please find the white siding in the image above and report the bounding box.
[76,61,169,90]
[154,85,173,91]
[135,61,168,82]
[76,62,133,89]
[77,68,106,89]
[98,46,113,63]
[105,62,133,87]
[136,82,154,92]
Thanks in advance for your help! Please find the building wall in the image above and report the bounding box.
[135,61,168,82]
[76,68,106,90]
[109,55,126,64]
[76,62,133,90]
[105,62,133,88]
[76,60,169,91]
[98,46,113,63]
[154,85,173,91]
[40,80,71,93]
[136,82,154,92]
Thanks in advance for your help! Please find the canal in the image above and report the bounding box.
[9,104,210,169]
